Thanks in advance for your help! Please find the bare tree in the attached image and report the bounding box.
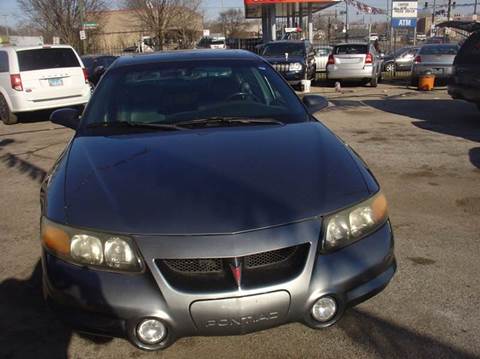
[17,0,107,51]
[124,0,179,50]
[172,0,202,49]
[218,8,247,38]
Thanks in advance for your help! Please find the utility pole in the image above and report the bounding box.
[447,0,452,20]
[475,0,478,17]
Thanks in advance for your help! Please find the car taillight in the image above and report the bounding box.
[82,68,89,84]
[414,55,422,64]
[327,54,335,65]
[365,53,373,64]
[10,74,23,91]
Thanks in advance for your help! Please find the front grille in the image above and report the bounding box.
[273,63,289,72]
[156,243,310,292]
[164,258,222,273]
[245,246,297,268]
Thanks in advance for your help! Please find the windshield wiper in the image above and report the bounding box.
[86,121,185,131]
[174,117,284,127]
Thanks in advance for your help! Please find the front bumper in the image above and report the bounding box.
[412,64,454,78]
[9,86,91,113]
[277,71,306,85]
[448,83,480,104]
[43,220,396,350]
[327,65,374,80]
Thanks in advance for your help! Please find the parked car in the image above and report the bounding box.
[369,33,379,41]
[196,36,226,49]
[382,46,418,72]
[0,45,91,124]
[42,49,395,350]
[416,33,427,42]
[445,22,480,111]
[411,43,459,85]
[81,55,118,86]
[313,45,333,73]
[261,40,316,86]
[426,36,448,44]
[326,43,383,87]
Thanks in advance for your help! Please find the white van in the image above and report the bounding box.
[0,45,91,124]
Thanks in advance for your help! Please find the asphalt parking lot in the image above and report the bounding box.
[0,83,479,358]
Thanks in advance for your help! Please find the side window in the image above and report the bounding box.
[0,52,9,73]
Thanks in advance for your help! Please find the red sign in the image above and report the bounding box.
[245,0,333,4]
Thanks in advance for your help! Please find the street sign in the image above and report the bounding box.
[83,22,97,29]
[203,29,210,37]
[392,0,418,28]
[392,18,418,27]
[52,36,60,45]
[79,30,86,40]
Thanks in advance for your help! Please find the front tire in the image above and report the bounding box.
[0,95,18,125]
[410,77,418,87]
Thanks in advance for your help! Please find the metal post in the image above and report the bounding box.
[447,0,452,20]
[431,0,436,36]
[299,3,303,32]
[307,3,313,42]
[345,0,349,43]
[475,0,478,16]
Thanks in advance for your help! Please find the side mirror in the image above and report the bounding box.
[50,108,80,129]
[303,95,329,114]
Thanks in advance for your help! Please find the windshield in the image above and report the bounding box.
[262,43,305,57]
[17,48,80,71]
[82,60,308,129]
[316,48,331,56]
[420,45,459,55]
[334,44,368,55]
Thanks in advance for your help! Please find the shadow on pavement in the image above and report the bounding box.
[0,152,47,183]
[16,110,54,124]
[0,260,113,359]
[340,308,476,358]
[364,99,480,169]
[0,262,72,359]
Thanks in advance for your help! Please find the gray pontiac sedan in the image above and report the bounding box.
[411,43,460,84]
[41,50,396,350]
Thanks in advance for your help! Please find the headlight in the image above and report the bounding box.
[322,192,388,251]
[289,62,303,72]
[41,218,142,272]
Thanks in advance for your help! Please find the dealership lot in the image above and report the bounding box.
[0,83,479,358]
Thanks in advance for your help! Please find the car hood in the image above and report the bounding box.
[63,122,371,235]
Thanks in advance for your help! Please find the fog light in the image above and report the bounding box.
[311,296,337,322]
[136,318,167,344]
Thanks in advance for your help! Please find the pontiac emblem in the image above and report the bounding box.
[229,257,242,287]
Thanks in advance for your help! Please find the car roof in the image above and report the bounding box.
[0,45,74,52]
[420,43,458,47]
[334,43,369,46]
[266,40,307,44]
[437,20,480,33]
[112,49,261,69]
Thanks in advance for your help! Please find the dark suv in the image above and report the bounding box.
[444,21,480,111]
[260,40,316,87]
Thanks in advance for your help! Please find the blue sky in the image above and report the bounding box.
[0,0,476,27]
